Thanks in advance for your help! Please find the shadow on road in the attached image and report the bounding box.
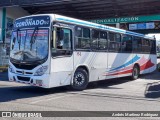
[141,69,160,98]
[140,70,160,81]
[0,85,69,103]
[0,77,133,103]
[145,82,160,98]
[1,69,160,102]
[87,77,131,90]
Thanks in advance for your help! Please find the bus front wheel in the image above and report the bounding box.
[71,68,89,91]
[131,65,140,80]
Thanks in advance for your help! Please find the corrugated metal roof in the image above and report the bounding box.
[1,0,160,20]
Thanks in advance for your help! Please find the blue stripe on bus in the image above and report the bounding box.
[109,55,140,72]
[56,18,152,39]
[56,18,106,29]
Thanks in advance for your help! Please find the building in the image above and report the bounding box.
[0,7,29,66]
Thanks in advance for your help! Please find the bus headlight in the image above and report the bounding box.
[34,66,48,76]
[9,65,15,73]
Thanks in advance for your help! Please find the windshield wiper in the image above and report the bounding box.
[30,27,38,50]
[13,51,23,56]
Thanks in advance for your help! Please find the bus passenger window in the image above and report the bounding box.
[132,37,142,53]
[150,40,156,54]
[75,26,90,50]
[121,34,132,53]
[99,31,107,50]
[142,39,151,53]
[91,29,99,49]
[108,32,121,52]
[91,30,107,50]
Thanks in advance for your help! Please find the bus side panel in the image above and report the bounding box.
[50,56,74,88]
[73,51,92,81]
[73,51,107,82]
[106,53,156,78]
[138,54,157,74]
[149,54,157,72]
[107,53,133,78]
[89,52,107,81]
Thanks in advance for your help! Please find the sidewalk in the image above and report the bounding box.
[0,72,8,81]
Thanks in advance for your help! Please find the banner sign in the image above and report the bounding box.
[137,23,146,29]
[14,16,50,29]
[90,14,160,24]
[129,22,155,30]
[146,22,155,29]
[129,24,137,30]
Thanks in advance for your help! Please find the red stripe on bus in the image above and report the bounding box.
[105,59,155,76]
[140,59,154,71]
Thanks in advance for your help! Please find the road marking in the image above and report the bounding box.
[30,94,74,104]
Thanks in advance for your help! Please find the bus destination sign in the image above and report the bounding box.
[14,16,50,28]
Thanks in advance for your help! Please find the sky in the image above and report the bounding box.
[147,33,160,41]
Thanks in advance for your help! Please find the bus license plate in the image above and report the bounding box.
[36,80,42,84]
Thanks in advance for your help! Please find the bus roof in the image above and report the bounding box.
[16,14,155,40]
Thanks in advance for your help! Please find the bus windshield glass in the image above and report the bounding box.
[10,29,49,62]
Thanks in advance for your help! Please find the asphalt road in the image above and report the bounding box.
[0,72,8,81]
[0,60,160,120]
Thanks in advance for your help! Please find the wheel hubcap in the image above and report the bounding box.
[75,73,85,86]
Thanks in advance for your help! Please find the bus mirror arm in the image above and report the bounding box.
[52,28,56,48]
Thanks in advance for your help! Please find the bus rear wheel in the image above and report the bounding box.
[71,68,89,91]
[131,65,140,80]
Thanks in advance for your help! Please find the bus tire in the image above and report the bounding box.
[71,68,89,91]
[131,65,140,80]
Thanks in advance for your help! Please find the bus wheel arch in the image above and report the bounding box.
[77,66,89,75]
[71,66,89,90]
[131,63,140,80]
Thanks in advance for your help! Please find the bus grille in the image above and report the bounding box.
[16,70,33,75]
[13,63,38,70]
[17,76,30,82]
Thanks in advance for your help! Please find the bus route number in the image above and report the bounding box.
[77,52,81,56]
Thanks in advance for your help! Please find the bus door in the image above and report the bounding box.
[50,26,74,87]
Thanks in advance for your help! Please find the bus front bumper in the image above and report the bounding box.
[8,72,50,88]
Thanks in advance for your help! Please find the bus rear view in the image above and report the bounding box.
[9,15,51,88]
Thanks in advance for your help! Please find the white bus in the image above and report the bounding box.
[9,14,157,90]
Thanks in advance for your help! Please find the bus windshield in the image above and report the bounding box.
[10,28,49,62]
